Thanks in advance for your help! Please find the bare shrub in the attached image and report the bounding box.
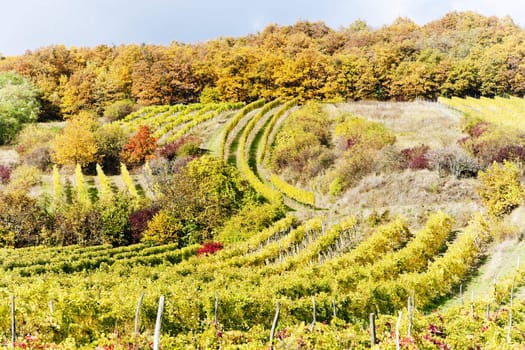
[427,146,480,178]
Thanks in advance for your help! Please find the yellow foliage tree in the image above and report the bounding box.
[52,112,99,167]
[141,210,182,245]
[477,161,523,218]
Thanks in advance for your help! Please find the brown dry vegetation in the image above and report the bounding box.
[328,101,465,148]
[331,169,480,228]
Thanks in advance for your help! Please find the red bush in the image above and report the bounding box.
[401,144,430,170]
[468,121,490,138]
[197,241,223,256]
[493,145,525,163]
[0,165,10,184]
[157,135,201,160]
[128,207,159,244]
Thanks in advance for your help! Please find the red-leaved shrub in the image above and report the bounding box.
[128,207,160,244]
[468,121,490,138]
[197,242,223,256]
[157,135,201,161]
[493,145,525,163]
[401,144,430,170]
[0,165,10,184]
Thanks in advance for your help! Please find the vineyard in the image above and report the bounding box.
[42,100,318,211]
[0,210,523,349]
[5,12,525,348]
[438,96,525,130]
[1,97,525,349]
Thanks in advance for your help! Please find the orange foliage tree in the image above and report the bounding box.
[120,125,157,167]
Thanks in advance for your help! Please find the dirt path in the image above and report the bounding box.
[0,148,19,166]
[442,239,525,308]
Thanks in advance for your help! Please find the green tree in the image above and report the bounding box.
[0,71,41,144]
[156,155,256,243]
[94,123,128,173]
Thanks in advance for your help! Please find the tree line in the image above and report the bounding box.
[1,11,525,120]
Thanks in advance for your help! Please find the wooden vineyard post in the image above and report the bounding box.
[407,296,413,338]
[11,295,15,345]
[153,295,165,350]
[310,296,316,331]
[370,313,376,347]
[507,281,514,344]
[486,303,490,321]
[48,299,55,324]
[459,284,463,305]
[269,301,280,350]
[214,291,219,326]
[470,291,474,316]
[49,300,54,314]
[134,291,145,334]
[395,311,402,350]
[332,298,337,319]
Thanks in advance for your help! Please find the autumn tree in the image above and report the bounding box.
[94,123,128,173]
[52,112,99,167]
[0,191,50,247]
[2,13,525,106]
[478,161,523,218]
[120,125,157,167]
[154,155,256,244]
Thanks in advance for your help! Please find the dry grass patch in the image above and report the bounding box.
[331,101,465,149]
[331,169,480,228]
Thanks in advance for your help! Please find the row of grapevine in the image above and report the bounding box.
[331,214,492,318]
[335,212,453,290]
[121,105,166,123]
[48,164,145,211]
[153,103,216,139]
[257,99,297,165]
[120,162,139,198]
[162,102,244,144]
[265,216,357,273]
[126,104,193,133]
[121,105,171,129]
[95,163,113,202]
[0,211,508,347]
[439,95,525,129]
[225,218,322,268]
[236,99,283,204]
[3,243,200,277]
[121,103,245,143]
[269,174,315,206]
[250,99,316,207]
[150,104,208,138]
[257,217,413,299]
[192,214,491,326]
[218,99,265,160]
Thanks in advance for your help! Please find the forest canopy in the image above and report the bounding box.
[1,12,525,120]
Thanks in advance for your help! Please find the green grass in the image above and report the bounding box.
[442,239,525,308]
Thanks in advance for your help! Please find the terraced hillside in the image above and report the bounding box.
[2,98,525,349]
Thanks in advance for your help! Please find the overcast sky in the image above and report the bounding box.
[2,0,525,56]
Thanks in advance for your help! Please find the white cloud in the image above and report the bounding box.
[2,0,525,55]
[450,0,525,26]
